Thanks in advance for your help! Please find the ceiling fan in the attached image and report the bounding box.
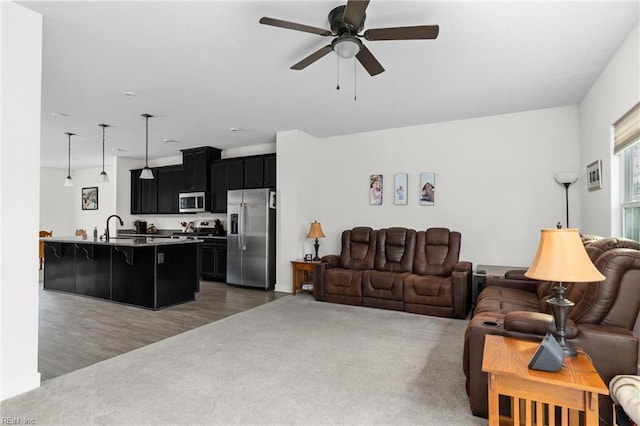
[259,0,439,76]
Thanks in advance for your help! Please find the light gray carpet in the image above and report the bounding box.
[1,295,485,425]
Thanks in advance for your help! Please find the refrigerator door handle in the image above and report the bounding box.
[239,203,247,251]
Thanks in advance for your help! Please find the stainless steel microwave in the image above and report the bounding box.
[179,192,206,213]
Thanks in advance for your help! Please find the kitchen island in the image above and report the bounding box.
[42,236,200,309]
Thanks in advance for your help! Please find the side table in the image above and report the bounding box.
[290,260,319,296]
[482,335,608,426]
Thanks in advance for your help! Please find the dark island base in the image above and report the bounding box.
[44,240,199,310]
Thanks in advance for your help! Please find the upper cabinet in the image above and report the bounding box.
[157,165,184,214]
[181,147,221,192]
[210,153,276,213]
[131,168,158,214]
[130,148,274,215]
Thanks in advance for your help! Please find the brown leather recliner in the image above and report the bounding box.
[404,228,471,319]
[463,240,640,425]
[362,227,416,310]
[315,227,377,306]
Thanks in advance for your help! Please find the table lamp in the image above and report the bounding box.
[307,221,326,261]
[525,228,605,357]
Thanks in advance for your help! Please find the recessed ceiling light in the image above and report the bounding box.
[121,91,137,99]
[229,127,240,132]
[50,112,69,118]
[111,148,126,153]
[163,138,180,143]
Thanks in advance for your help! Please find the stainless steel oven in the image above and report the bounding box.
[179,192,206,213]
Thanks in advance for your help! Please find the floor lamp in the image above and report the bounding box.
[554,172,578,228]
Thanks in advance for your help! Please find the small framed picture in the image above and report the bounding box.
[394,173,408,205]
[304,253,312,261]
[587,160,602,191]
[82,187,98,210]
[419,173,435,206]
[370,174,383,205]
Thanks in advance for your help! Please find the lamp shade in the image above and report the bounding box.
[525,228,605,282]
[554,172,578,185]
[307,221,326,239]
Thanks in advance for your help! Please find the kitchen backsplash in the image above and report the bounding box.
[126,213,227,232]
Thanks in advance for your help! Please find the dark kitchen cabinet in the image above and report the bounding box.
[200,239,227,282]
[131,168,158,214]
[157,165,184,214]
[210,162,227,213]
[181,147,221,192]
[209,154,276,213]
[243,156,264,188]
[244,154,276,189]
[263,154,276,188]
[210,158,243,213]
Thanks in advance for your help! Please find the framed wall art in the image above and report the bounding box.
[82,187,98,210]
[394,173,408,205]
[587,160,602,191]
[370,174,383,205]
[419,173,436,206]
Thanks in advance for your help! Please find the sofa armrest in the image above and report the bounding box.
[504,311,578,338]
[504,269,531,280]
[320,254,340,269]
[313,255,340,301]
[451,261,472,319]
[485,276,539,293]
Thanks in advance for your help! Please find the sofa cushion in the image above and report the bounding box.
[323,268,364,297]
[413,228,461,276]
[340,227,377,270]
[474,286,540,316]
[374,227,416,272]
[362,270,408,301]
[403,274,453,307]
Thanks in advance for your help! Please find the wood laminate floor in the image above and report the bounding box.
[38,275,287,381]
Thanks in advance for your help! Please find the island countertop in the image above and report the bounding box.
[41,236,202,247]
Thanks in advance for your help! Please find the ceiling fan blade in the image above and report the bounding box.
[364,25,440,41]
[343,0,370,28]
[259,17,333,36]
[356,45,385,76]
[291,45,333,70]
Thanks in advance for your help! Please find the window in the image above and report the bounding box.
[616,102,640,242]
[622,143,640,241]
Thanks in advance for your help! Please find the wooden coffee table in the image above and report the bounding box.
[482,335,608,425]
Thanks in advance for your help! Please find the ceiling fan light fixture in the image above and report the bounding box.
[333,36,361,59]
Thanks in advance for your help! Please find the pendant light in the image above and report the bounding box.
[97,124,110,183]
[140,113,154,179]
[64,132,75,187]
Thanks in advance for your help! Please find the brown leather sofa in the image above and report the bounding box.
[463,237,640,424]
[314,226,472,319]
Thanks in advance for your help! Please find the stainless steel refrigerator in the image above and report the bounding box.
[227,188,276,289]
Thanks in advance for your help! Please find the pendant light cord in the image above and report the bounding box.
[145,116,149,167]
[67,135,71,177]
[101,124,106,173]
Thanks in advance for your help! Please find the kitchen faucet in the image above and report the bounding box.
[105,214,124,241]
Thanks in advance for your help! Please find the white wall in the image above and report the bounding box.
[1,2,42,400]
[580,21,640,237]
[276,106,582,293]
[40,168,74,236]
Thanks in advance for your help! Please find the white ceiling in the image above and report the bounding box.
[18,0,640,170]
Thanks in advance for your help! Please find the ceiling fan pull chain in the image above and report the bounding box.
[336,56,340,90]
[354,58,357,101]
